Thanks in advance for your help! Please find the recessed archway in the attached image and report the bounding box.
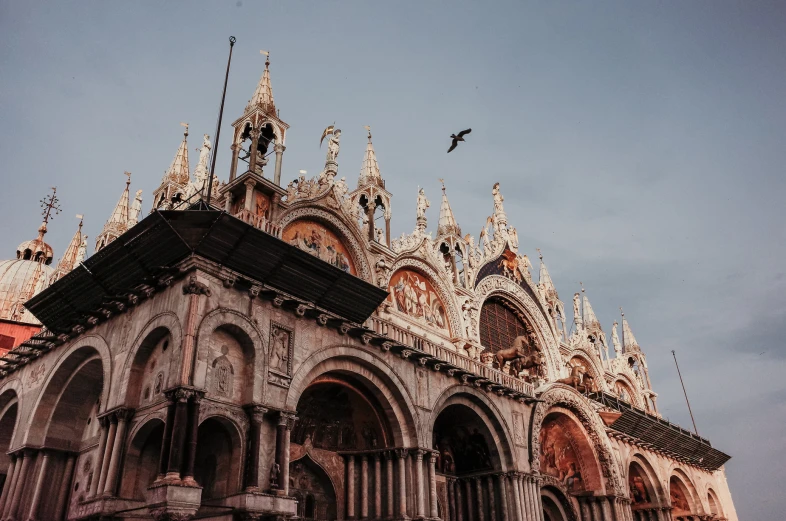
[290,455,337,521]
[194,416,244,499]
[119,418,165,499]
[0,392,18,494]
[541,486,576,521]
[538,409,603,495]
[669,474,696,517]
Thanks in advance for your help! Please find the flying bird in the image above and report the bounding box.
[447,128,472,153]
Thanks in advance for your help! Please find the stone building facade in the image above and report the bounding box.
[0,54,737,521]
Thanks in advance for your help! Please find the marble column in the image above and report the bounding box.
[229,144,240,182]
[165,389,190,479]
[414,450,425,519]
[0,454,17,513]
[157,395,175,479]
[26,450,51,521]
[455,480,465,521]
[579,499,591,521]
[105,409,132,495]
[464,479,474,521]
[508,475,522,521]
[97,416,117,492]
[1,453,21,519]
[475,478,485,521]
[513,475,525,521]
[591,498,603,521]
[396,450,408,519]
[447,479,457,521]
[375,454,382,519]
[497,474,510,521]
[244,405,268,491]
[90,416,109,496]
[182,393,203,485]
[520,476,533,521]
[361,456,369,519]
[275,412,297,495]
[385,452,394,519]
[428,453,439,519]
[244,179,256,212]
[486,476,497,521]
[532,478,544,521]
[7,449,33,520]
[274,144,286,186]
[54,453,76,521]
[347,455,356,520]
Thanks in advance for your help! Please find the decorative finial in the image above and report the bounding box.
[124,171,132,187]
[536,247,543,260]
[364,125,372,141]
[620,306,625,318]
[76,214,84,230]
[39,187,61,227]
[180,122,189,136]
[580,281,585,294]
[260,50,270,67]
[438,178,446,193]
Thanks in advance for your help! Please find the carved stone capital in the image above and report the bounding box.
[394,448,408,460]
[245,404,269,424]
[278,411,298,430]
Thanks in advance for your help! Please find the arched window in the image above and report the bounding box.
[479,297,529,353]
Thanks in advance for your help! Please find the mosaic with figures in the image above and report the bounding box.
[283,220,356,274]
[388,269,450,336]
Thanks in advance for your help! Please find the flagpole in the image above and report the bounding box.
[206,36,236,207]
[672,350,700,436]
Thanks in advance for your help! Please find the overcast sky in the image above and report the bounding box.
[1,2,784,518]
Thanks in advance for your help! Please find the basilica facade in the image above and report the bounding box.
[0,54,737,521]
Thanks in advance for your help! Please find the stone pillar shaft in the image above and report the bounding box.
[456,480,465,521]
[347,455,356,519]
[497,475,509,521]
[7,450,32,520]
[374,455,382,519]
[274,144,285,186]
[166,393,189,478]
[1,453,21,519]
[104,412,130,495]
[230,144,240,182]
[397,451,407,518]
[486,476,497,521]
[415,451,425,519]
[428,453,439,519]
[385,453,394,518]
[0,455,17,513]
[245,410,263,490]
[182,396,201,482]
[275,412,295,495]
[361,456,369,519]
[508,475,521,521]
[97,419,117,492]
[464,479,474,521]
[27,450,51,520]
[158,398,175,478]
[54,454,76,521]
[475,478,485,521]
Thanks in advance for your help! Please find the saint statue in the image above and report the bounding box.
[573,293,582,329]
[416,187,430,219]
[326,129,341,162]
[76,235,88,264]
[611,321,622,357]
[492,182,505,217]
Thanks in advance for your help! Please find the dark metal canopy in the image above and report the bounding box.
[589,391,731,471]
[26,210,389,330]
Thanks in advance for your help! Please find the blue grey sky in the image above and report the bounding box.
[2,2,784,518]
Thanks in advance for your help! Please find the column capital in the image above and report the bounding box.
[274,143,286,153]
[244,178,257,189]
[383,450,394,461]
[394,448,408,459]
[278,411,298,429]
[113,407,136,423]
[244,404,269,424]
[413,448,427,460]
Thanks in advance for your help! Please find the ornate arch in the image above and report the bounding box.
[628,452,667,507]
[194,308,266,403]
[286,345,418,447]
[610,375,642,408]
[565,349,607,393]
[669,467,703,515]
[473,275,560,379]
[706,487,724,518]
[278,207,372,281]
[385,256,462,340]
[530,384,625,496]
[23,335,111,446]
[428,385,518,471]
[118,312,183,406]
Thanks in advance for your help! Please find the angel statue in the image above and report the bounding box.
[416,187,430,219]
[611,321,622,357]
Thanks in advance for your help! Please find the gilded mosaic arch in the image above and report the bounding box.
[530,384,625,496]
[285,346,418,448]
[473,275,560,379]
[386,257,461,340]
[279,207,372,281]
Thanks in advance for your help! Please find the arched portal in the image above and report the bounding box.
[541,486,576,521]
[119,419,164,500]
[0,392,18,494]
[707,488,723,519]
[433,404,500,475]
[194,417,243,499]
[629,461,657,508]
[538,409,603,495]
[669,475,695,517]
[290,455,337,521]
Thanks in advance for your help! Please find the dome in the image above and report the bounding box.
[0,258,54,324]
[16,224,54,265]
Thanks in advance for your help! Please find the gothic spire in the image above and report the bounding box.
[162,123,191,186]
[581,286,600,329]
[50,215,84,283]
[437,179,461,237]
[95,172,131,252]
[128,190,143,226]
[621,310,640,353]
[537,249,558,301]
[246,51,276,116]
[358,127,383,187]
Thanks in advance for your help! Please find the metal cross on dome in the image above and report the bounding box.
[39,186,61,225]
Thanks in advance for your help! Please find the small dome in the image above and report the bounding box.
[16,224,54,265]
[0,258,54,324]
